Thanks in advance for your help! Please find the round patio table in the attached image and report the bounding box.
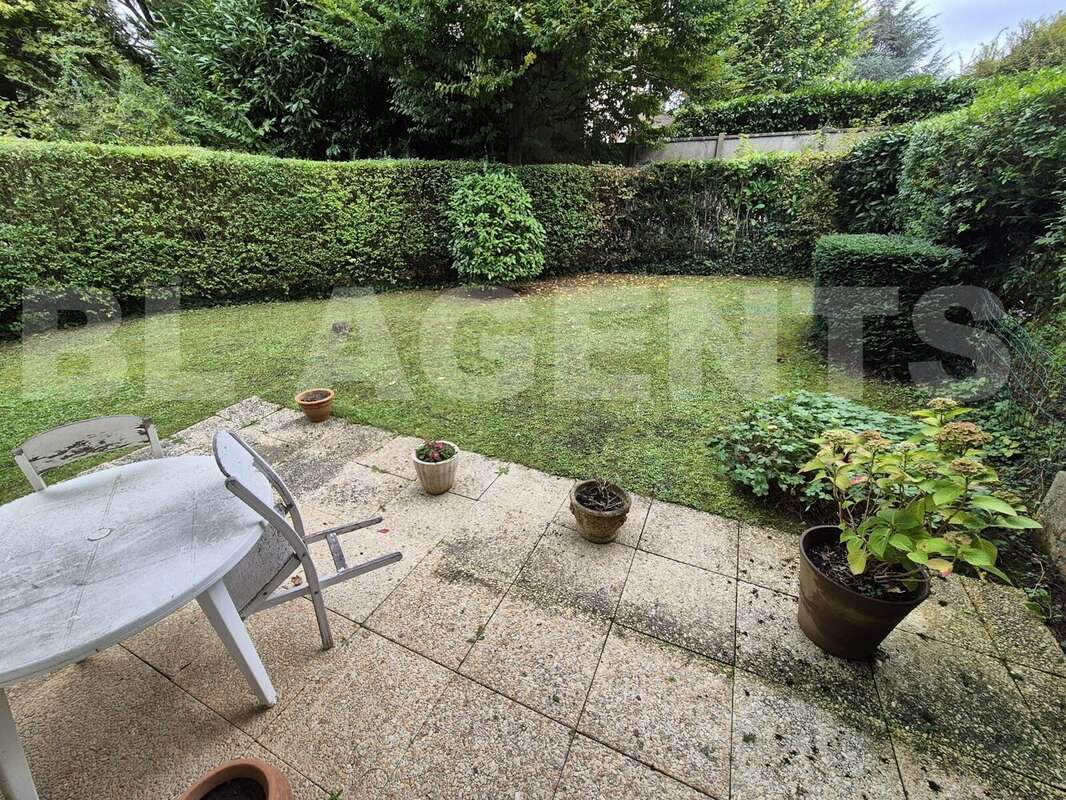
[0,455,278,800]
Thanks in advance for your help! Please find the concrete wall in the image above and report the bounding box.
[636,127,880,164]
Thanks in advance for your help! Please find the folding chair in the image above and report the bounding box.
[12,415,163,491]
[213,430,402,649]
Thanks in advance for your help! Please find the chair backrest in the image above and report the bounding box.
[13,415,163,491]
[212,430,313,615]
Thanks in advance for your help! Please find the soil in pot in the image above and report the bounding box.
[299,390,330,403]
[574,481,626,513]
[203,779,266,800]
[807,540,923,601]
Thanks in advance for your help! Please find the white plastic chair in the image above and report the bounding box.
[12,415,163,491]
[213,430,402,649]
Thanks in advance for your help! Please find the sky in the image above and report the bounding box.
[922,0,1065,70]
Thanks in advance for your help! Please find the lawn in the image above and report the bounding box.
[0,274,916,524]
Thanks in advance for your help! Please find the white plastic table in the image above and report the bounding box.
[0,456,279,800]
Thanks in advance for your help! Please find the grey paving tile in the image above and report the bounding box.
[617,549,736,664]
[215,396,282,427]
[735,581,881,715]
[9,647,324,799]
[434,499,549,585]
[1008,663,1066,768]
[555,735,705,800]
[447,449,509,500]
[170,414,229,453]
[461,593,610,726]
[302,459,410,520]
[553,492,652,547]
[876,630,1064,788]
[356,435,423,480]
[963,577,1066,676]
[512,523,633,619]
[365,550,508,669]
[897,574,996,655]
[269,423,396,501]
[260,627,452,794]
[731,670,904,800]
[893,734,1066,800]
[639,501,738,577]
[737,523,799,595]
[380,675,571,800]
[478,462,571,520]
[579,626,732,798]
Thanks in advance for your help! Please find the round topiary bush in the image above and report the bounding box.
[447,171,547,285]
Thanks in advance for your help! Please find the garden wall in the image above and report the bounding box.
[0,138,839,336]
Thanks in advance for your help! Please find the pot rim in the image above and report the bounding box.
[412,440,460,465]
[295,388,335,406]
[800,525,930,607]
[179,757,291,800]
[571,479,631,519]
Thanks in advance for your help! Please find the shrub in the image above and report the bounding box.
[708,391,919,505]
[832,126,912,234]
[897,69,1066,313]
[811,234,968,377]
[447,171,547,285]
[672,77,978,136]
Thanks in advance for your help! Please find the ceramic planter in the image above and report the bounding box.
[797,525,929,660]
[179,757,293,800]
[412,441,459,495]
[295,388,334,423]
[570,480,630,544]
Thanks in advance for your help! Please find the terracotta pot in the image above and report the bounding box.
[180,757,293,800]
[797,525,928,660]
[295,388,335,423]
[412,441,459,495]
[570,480,630,544]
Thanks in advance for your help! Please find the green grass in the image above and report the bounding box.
[0,274,917,525]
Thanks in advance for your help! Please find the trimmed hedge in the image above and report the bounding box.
[812,234,968,377]
[897,69,1066,313]
[832,126,913,234]
[673,77,978,137]
[0,138,839,336]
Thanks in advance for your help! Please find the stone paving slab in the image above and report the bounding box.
[8,397,1066,800]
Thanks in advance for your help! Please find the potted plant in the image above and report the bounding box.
[570,478,631,543]
[180,757,293,800]
[797,397,1040,660]
[413,439,459,494]
[295,388,335,423]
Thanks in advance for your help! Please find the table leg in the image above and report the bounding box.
[196,580,278,708]
[0,689,39,800]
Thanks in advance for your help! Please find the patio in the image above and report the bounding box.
[5,397,1066,800]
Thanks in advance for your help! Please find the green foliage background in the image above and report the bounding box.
[673,76,977,136]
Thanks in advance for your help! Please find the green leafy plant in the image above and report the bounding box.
[801,397,1041,591]
[447,171,546,285]
[415,440,456,463]
[832,126,913,234]
[708,391,918,504]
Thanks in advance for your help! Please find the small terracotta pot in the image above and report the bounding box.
[180,757,293,800]
[412,441,459,495]
[295,388,335,423]
[570,480,630,544]
[797,525,929,660]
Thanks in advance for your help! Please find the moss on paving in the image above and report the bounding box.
[0,274,916,524]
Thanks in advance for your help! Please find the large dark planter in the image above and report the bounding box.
[797,525,928,660]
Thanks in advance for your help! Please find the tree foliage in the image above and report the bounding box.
[153,0,401,159]
[318,0,733,163]
[695,0,869,99]
[850,0,948,81]
[965,12,1066,78]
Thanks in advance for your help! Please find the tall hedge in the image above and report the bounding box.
[673,77,978,137]
[0,138,838,336]
[832,126,913,234]
[897,69,1066,314]
[812,234,968,377]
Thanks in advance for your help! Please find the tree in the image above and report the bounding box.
[965,12,1066,78]
[695,0,869,99]
[153,0,402,159]
[850,0,948,81]
[318,0,733,164]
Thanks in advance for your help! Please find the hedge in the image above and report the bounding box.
[832,126,913,235]
[0,138,839,336]
[897,69,1066,314]
[673,77,978,137]
[812,234,968,377]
